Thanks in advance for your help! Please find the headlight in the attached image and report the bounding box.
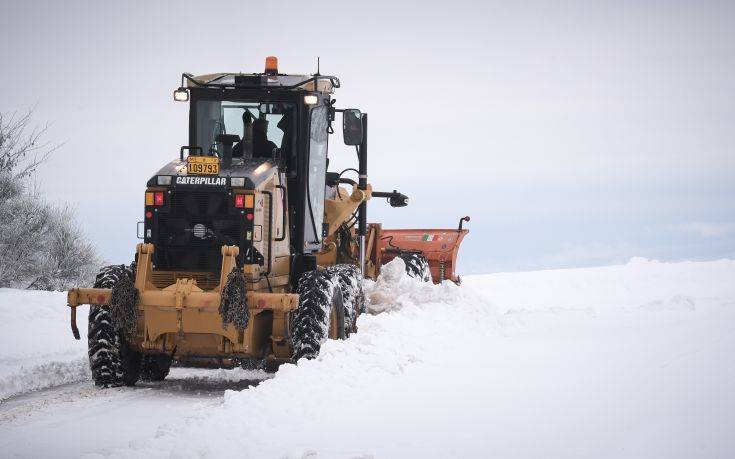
[173,87,189,102]
[157,175,172,185]
[304,94,318,105]
[231,177,245,187]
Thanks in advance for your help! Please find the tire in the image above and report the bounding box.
[87,264,141,387]
[400,252,432,282]
[119,336,142,386]
[291,270,345,361]
[264,359,281,374]
[326,264,365,335]
[140,354,172,382]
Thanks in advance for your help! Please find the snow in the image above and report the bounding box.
[1,258,734,458]
[0,288,90,400]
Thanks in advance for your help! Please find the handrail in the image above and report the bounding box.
[261,190,274,277]
[275,184,287,242]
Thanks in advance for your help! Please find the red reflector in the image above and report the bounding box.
[246,213,254,221]
[154,192,164,206]
[145,211,153,219]
[234,194,245,208]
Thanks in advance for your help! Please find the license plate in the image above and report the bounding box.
[187,156,220,175]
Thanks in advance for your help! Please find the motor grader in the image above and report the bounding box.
[66,57,469,387]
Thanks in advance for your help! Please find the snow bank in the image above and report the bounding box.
[1,259,734,458]
[108,257,735,459]
[0,289,89,400]
[364,256,490,314]
[463,257,735,314]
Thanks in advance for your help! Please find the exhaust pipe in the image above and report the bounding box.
[216,134,239,168]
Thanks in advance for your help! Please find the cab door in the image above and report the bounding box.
[303,104,329,253]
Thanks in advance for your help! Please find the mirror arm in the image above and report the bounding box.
[326,99,336,134]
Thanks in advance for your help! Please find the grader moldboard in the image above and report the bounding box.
[67,57,469,387]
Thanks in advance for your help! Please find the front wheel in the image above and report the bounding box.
[400,253,432,283]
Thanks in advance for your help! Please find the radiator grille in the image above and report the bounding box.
[153,189,241,272]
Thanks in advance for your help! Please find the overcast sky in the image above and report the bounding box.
[1,0,733,272]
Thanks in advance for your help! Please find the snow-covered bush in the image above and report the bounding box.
[0,111,100,290]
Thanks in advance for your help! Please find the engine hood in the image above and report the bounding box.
[147,157,278,189]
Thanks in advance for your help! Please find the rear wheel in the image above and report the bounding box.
[140,354,172,382]
[326,264,365,335]
[291,270,345,361]
[400,252,432,282]
[87,265,141,387]
[119,336,142,386]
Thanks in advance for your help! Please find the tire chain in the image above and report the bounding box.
[219,269,249,331]
[108,271,140,339]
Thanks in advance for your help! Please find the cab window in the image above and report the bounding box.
[304,105,329,250]
[194,99,294,158]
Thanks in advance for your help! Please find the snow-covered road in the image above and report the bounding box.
[1,258,734,458]
[0,368,269,457]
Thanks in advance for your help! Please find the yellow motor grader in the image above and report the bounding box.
[66,57,468,386]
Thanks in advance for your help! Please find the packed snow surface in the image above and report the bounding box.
[1,258,734,458]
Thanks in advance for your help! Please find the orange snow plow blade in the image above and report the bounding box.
[368,217,470,284]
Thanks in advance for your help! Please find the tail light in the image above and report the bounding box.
[234,194,254,208]
[146,192,165,206]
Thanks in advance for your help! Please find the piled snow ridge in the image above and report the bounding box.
[0,289,90,400]
[364,256,489,314]
[110,259,499,458]
[0,358,89,401]
[110,257,735,459]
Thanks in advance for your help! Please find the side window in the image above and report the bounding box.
[304,105,328,251]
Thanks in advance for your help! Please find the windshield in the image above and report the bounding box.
[194,99,295,159]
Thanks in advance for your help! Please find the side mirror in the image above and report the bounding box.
[342,109,363,146]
